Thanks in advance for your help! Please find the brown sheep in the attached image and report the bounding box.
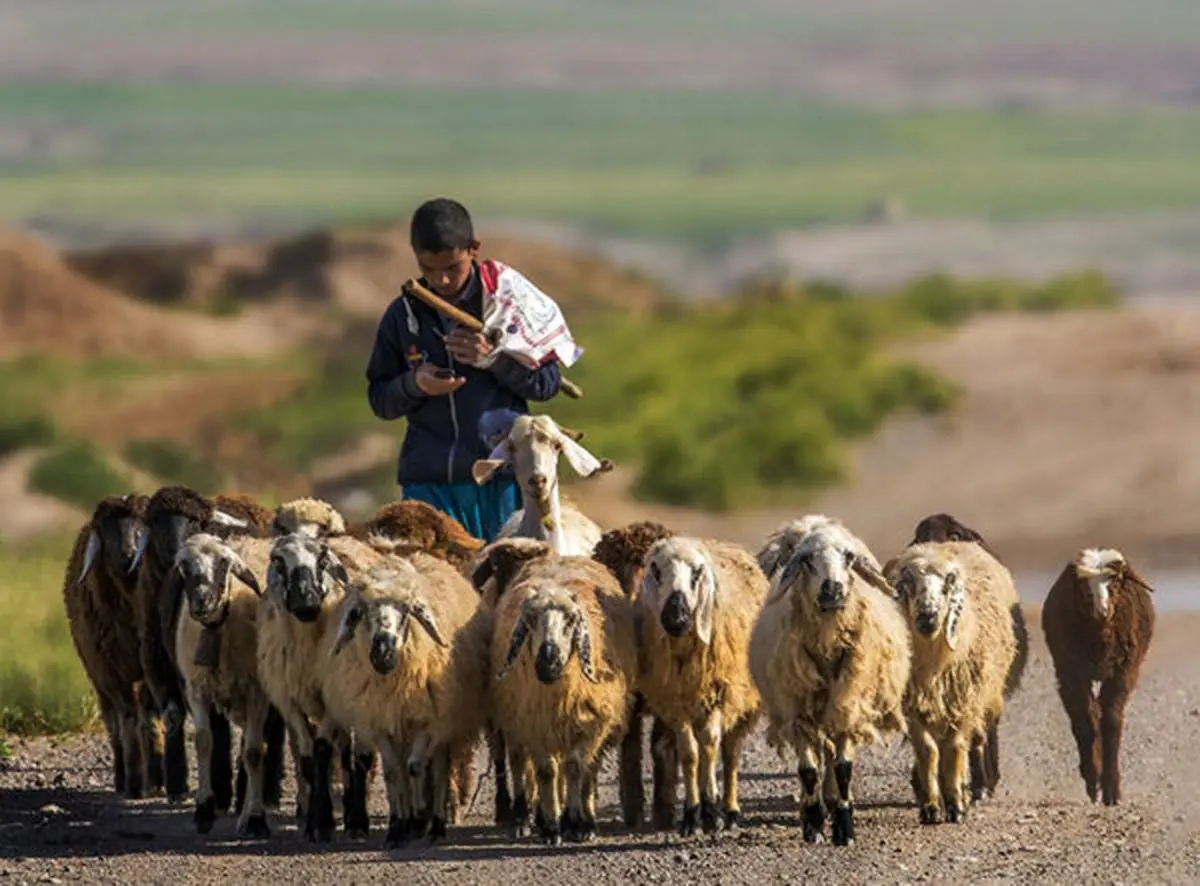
[351,500,485,572]
[62,493,160,799]
[1041,548,1155,806]
[908,512,1029,801]
[591,520,679,831]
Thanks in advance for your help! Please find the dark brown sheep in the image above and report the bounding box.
[592,520,680,832]
[1041,548,1155,805]
[62,493,161,798]
[908,512,1029,801]
[351,500,485,571]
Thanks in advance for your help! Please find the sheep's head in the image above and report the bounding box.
[756,514,842,581]
[78,494,147,585]
[497,584,597,685]
[910,513,998,561]
[768,523,893,615]
[130,486,249,575]
[331,564,448,676]
[1072,548,1153,619]
[266,532,350,623]
[640,537,717,644]
[270,497,347,539]
[168,533,262,627]
[471,537,556,602]
[472,413,613,520]
[592,521,675,597]
[888,546,966,650]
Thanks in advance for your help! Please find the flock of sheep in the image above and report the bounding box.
[62,412,1157,849]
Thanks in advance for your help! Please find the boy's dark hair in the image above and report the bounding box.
[410,197,475,253]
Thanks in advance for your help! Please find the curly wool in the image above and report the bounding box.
[271,497,347,538]
[592,521,675,597]
[354,501,484,570]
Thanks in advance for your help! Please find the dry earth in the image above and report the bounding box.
[2,607,1198,885]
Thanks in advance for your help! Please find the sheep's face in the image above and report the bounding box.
[893,553,965,650]
[78,496,146,585]
[641,538,717,644]
[171,534,262,626]
[771,525,860,615]
[497,586,597,685]
[332,570,448,676]
[756,515,838,581]
[267,533,349,623]
[1073,548,1153,619]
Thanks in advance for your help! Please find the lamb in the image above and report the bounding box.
[170,532,274,837]
[1041,548,1155,806]
[472,412,613,557]
[591,521,679,831]
[885,540,1017,826]
[749,521,910,846]
[482,538,639,845]
[62,493,162,799]
[323,553,489,847]
[636,535,769,836]
[907,512,1029,800]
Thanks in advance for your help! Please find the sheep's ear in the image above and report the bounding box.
[471,556,495,594]
[473,459,508,485]
[944,570,965,651]
[409,601,448,647]
[556,432,610,478]
[128,530,150,575]
[321,550,350,587]
[482,540,553,598]
[78,529,102,585]
[853,556,896,598]
[766,550,805,607]
[756,536,787,580]
[1119,563,1155,594]
[571,609,599,683]
[694,562,717,646]
[232,558,262,596]
[332,599,364,655]
[209,509,249,529]
[496,613,530,681]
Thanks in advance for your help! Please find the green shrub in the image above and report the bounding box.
[0,412,56,457]
[28,441,133,509]
[123,438,221,493]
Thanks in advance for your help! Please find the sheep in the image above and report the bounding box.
[636,535,769,836]
[482,538,639,845]
[62,493,162,799]
[170,532,274,837]
[886,540,1017,826]
[749,521,910,846]
[1041,548,1155,806]
[472,413,613,557]
[350,500,485,571]
[757,514,885,587]
[907,512,1029,801]
[323,553,489,847]
[591,521,679,832]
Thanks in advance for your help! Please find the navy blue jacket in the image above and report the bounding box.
[365,264,562,486]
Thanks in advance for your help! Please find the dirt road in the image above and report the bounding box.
[3,607,1198,885]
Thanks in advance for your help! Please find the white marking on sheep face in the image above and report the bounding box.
[497,586,597,685]
[641,537,717,645]
[771,524,860,615]
[267,533,349,623]
[1074,548,1125,620]
[172,534,261,625]
[894,554,966,651]
[331,567,448,675]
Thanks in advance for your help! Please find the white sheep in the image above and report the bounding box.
[472,413,613,556]
[636,535,769,836]
[757,513,885,586]
[169,533,273,837]
[749,521,910,846]
[885,540,1017,825]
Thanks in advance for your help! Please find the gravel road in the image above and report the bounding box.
[3,607,1198,885]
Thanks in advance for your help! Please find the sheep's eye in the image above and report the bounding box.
[843,550,855,567]
[799,553,814,570]
[650,562,661,583]
[691,565,704,587]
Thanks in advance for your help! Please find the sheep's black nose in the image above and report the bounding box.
[370,634,397,674]
[661,592,692,637]
[287,568,322,622]
[915,612,938,635]
[818,579,846,611]
[535,642,563,684]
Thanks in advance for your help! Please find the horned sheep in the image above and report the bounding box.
[482,539,639,845]
[749,521,910,846]
[1041,548,1155,806]
[636,534,769,836]
[62,493,161,799]
[885,540,1017,826]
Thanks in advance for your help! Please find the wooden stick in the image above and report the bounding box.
[402,278,584,400]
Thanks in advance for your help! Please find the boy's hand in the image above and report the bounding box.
[413,363,466,396]
[444,327,494,366]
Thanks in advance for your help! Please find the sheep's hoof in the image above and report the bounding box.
[723,809,741,832]
[167,791,190,805]
[385,816,409,849]
[945,803,966,824]
[919,804,942,825]
[345,824,370,842]
[494,789,514,826]
[540,818,562,847]
[801,802,825,843]
[652,800,676,833]
[407,814,427,840]
[194,797,217,834]
[679,804,700,837]
[239,814,271,840]
[560,810,595,843]
[428,816,447,845]
[700,799,724,835]
[831,805,855,847]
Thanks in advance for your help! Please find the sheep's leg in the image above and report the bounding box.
[1057,673,1101,802]
[797,739,826,844]
[136,683,165,797]
[304,725,337,843]
[187,690,218,834]
[428,744,452,844]
[488,728,514,826]
[341,740,373,841]
[508,744,536,839]
[821,745,839,819]
[650,716,679,831]
[236,696,271,839]
[911,723,941,825]
[830,737,858,847]
[406,732,431,838]
[118,708,145,800]
[561,749,595,843]
[448,736,475,825]
[969,730,988,803]
[210,707,236,814]
[985,715,1002,796]
[697,712,724,835]
[676,723,702,837]
[719,719,752,830]
[163,692,191,803]
[98,697,124,796]
[535,756,563,846]
[583,759,601,835]
[261,704,287,813]
[1099,679,1129,806]
[937,735,968,823]
[618,700,646,829]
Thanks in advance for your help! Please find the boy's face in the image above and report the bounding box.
[415,247,477,299]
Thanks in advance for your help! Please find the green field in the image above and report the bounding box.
[6,85,1200,242]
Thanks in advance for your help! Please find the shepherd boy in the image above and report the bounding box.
[365,197,575,541]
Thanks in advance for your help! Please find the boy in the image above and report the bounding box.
[365,197,566,542]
